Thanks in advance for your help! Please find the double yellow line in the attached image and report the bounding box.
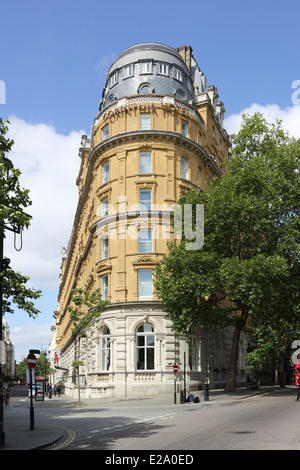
[49,425,77,450]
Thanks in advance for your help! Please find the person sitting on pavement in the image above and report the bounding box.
[186,391,195,403]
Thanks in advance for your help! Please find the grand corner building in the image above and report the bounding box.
[54,43,254,398]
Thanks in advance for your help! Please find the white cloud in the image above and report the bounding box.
[95,52,117,71]
[224,103,300,139]
[5,116,85,289]
[10,322,53,361]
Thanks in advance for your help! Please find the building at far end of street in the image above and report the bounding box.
[1,319,15,378]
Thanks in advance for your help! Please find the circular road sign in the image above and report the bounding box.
[27,353,37,369]
[173,364,179,373]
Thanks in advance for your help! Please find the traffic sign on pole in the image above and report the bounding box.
[173,364,179,373]
[27,353,37,369]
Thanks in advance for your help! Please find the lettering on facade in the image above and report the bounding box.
[103,102,188,122]
[120,307,161,313]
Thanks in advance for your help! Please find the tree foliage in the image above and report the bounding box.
[155,113,300,392]
[16,350,51,378]
[67,287,109,337]
[0,117,42,318]
[67,287,109,405]
[0,118,32,238]
[2,263,41,317]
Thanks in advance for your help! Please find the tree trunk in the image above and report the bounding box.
[225,313,247,393]
[77,367,81,406]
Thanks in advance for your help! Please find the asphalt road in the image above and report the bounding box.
[8,386,300,451]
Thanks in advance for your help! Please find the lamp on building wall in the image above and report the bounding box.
[204,295,210,401]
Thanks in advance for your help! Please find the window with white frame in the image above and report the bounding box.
[140,61,152,74]
[124,64,134,78]
[180,157,188,179]
[138,269,153,299]
[101,197,109,217]
[138,229,152,253]
[100,326,110,371]
[110,71,118,87]
[140,113,151,130]
[102,124,109,141]
[139,151,151,173]
[181,120,188,137]
[136,323,155,370]
[101,236,108,259]
[101,274,108,300]
[159,63,169,75]
[102,161,109,184]
[139,189,151,211]
[174,67,183,81]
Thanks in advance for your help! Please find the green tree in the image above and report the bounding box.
[0,117,42,318]
[16,357,27,378]
[155,113,300,392]
[67,287,109,405]
[35,350,51,377]
[16,350,51,381]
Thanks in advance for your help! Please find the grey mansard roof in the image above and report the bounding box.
[99,43,207,111]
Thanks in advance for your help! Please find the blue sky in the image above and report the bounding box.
[1,0,300,361]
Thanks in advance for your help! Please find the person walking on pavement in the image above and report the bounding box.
[4,385,11,406]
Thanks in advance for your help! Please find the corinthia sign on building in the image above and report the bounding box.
[53,43,254,398]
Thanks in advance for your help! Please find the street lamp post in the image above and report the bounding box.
[0,233,5,447]
[0,157,22,447]
[204,295,210,401]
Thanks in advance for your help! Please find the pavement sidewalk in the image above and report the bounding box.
[0,385,292,450]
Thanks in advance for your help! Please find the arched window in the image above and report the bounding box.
[175,89,185,100]
[101,326,111,371]
[108,94,116,103]
[136,323,155,370]
[139,84,151,94]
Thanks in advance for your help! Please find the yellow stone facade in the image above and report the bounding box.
[54,44,249,399]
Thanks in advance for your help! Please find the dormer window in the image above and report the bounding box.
[110,71,118,87]
[159,63,169,76]
[174,67,183,82]
[124,64,134,78]
[140,62,152,74]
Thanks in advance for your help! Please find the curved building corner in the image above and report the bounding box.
[52,43,253,399]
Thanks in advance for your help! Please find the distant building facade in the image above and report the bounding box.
[54,43,253,398]
[1,319,15,378]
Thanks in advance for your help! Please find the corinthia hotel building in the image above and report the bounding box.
[53,43,254,398]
